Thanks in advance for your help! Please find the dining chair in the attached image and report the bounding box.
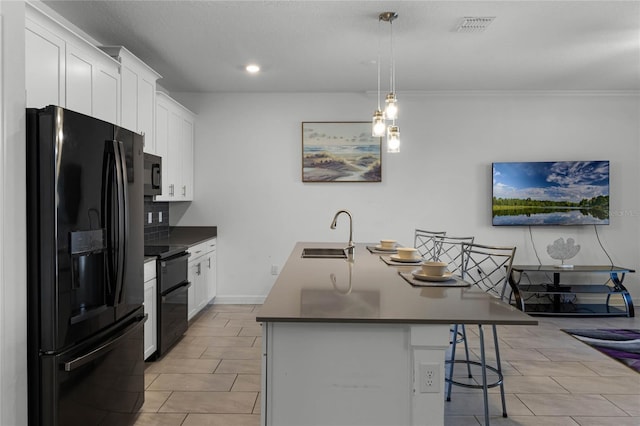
[413,229,446,259]
[445,242,516,426]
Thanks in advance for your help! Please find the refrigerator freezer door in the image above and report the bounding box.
[37,310,145,426]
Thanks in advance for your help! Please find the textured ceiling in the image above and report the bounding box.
[40,0,640,93]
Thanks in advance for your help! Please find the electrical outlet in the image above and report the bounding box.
[271,265,279,275]
[158,211,163,223]
[147,212,153,224]
[419,362,440,393]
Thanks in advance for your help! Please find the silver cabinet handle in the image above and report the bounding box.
[182,185,186,196]
[196,263,201,276]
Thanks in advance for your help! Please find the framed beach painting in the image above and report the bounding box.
[302,122,382,182]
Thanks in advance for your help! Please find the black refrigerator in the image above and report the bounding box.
[26,106,146,426]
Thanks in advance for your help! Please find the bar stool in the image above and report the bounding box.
[445,242,516,426]
[430,235,476,381]
[415,231,476,380]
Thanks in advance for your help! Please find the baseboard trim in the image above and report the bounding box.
[211,295,266,305]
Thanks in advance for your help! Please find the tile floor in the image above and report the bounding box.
[134,305,639,426]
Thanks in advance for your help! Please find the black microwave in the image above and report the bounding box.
[144,153,162,196]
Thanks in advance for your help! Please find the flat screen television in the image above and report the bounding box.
[492,161,610,226]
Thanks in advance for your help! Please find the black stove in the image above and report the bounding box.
[144,244,188,259]
[143,243,190,359]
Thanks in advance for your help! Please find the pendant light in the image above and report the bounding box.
[372,18,386,137]
[387,125,400,153]
[371,12,401,153]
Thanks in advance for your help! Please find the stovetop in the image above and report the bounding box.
[144,244,189,259]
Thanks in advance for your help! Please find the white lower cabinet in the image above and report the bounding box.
[143,259,157,360]
[187,238,217,320]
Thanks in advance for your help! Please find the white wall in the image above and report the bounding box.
[172,91,639,304]
[0,2,27,425]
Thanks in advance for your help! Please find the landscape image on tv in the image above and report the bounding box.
[492,161,610,226]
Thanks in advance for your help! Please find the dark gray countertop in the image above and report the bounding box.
[147,226,217,247]
[257,242,538,326]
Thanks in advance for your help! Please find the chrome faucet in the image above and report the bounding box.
[330,209,355,253]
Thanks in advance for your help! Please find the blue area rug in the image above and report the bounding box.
[563,329,640,373]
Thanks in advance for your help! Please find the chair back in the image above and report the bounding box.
[434,236,475,276]
[461,243,516,300]
[414,229,446,260]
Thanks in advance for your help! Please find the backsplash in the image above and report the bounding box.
[144,200,169,242]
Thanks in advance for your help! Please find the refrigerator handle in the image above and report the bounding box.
[112,140,129,306]
[62,315,146,372]
[102,145,115,296]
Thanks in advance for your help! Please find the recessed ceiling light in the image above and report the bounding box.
[246,64,260,74]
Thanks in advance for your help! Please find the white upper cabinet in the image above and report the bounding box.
[25,4,120,123]
[100,46,162,153]
[181,115,195,200]
[155,92,195,202]
[25,17,65,108]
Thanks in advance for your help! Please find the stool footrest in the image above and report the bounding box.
[445,359,504,389]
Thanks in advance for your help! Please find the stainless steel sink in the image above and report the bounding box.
[301,248,347,259]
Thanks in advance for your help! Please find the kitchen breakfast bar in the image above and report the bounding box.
[256,243,537,426]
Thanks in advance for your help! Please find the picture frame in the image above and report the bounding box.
[302,122,382,182]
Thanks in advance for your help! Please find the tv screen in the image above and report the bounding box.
[492,161,610,226]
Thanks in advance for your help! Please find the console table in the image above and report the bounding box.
[508,265,635,317]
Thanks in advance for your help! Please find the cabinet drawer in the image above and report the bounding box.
[188,238,216,257]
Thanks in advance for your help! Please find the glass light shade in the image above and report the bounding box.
[384,93,398,120]
[372,110,386,137]
[387,125,400,153]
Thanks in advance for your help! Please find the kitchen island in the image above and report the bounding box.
[257,242,537,426]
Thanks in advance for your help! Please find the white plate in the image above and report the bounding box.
[412,270,454,282]
[390,254,422,263]
[375,244,397,251]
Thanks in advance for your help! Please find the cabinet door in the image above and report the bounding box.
[181,115,194,200]
[155,92,195,201]
[154,98,171,201]
[205,249,217,303]
[65,44,93,116]
[25,20,65,108]
[120,64,138,131]
[167,108,183,199]
[138,77,155,153]
[143,278,157,360]
[196,260,208,312]
[187,259,200,321]
[92,64,119,124]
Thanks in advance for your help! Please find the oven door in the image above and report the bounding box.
[158,282,190,356]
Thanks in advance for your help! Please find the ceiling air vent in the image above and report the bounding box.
[455,17,495,33]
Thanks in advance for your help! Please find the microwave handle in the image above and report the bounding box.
[152,163,161,189]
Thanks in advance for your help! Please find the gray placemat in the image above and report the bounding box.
[398,271,471,287]
[380,255,423,266]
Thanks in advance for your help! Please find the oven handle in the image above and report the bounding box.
[63,315,146,372]
[160,252,190,270]
[161,281,191,302]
